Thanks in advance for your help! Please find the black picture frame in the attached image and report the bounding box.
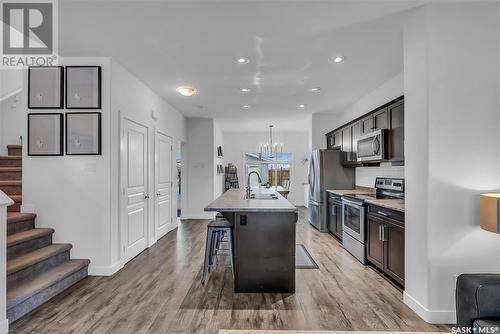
[65,66,102,109]
[28,66,64,109]
[27,113,64,156]
[65,112,102,155]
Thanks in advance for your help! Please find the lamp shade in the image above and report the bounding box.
[480,193,500,233]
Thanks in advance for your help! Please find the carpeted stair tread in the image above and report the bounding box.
[0,156,21,160]
[7,244,72,275]
[0,167,22,172]
[9,195,21,203]
[8,228,54,248]
[7,212,36,224]
[7,259,90,308]
[0,180,21,186]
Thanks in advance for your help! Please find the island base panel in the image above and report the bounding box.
[233,212,297,293]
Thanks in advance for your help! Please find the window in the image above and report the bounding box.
[244,152,291,190]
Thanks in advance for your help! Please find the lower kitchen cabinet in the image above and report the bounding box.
[327,194,343,241]
[366,205,405,286]
[367,216,384,268]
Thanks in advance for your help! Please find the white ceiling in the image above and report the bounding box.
[59,1,417,131]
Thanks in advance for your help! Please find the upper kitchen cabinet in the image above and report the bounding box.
[326,130,342,149]
[341,126,351,153]
[325,96,404,165]
[362,108,388,134]
[387,99,404,162]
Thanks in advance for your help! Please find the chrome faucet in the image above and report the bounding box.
[246,171,262,198]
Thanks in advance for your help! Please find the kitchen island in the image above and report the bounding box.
[205,188,298,293]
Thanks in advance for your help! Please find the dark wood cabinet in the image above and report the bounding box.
[351,121,361,158]
[361,116,372,135]
[372,108,388,131]
[366,204,405,286]
[384,221,404,284]
[327,194,343,241]
[325,96,404,165]
[341,127,351,153]
[367,215,384,268]
[388,99,404,162]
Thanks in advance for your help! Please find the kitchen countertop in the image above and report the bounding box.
[365,199,405,212]
[204,188,297,213]
[326,187,376,196]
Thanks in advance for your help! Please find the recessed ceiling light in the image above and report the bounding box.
[311,87,321,92]
[242,104,250,108]
[236,57,249,64]
[240,88,251,92]
[333,56,344,63]
[176,86,196,97]
[298,104,306,108]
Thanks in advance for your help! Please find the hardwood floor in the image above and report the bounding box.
[10,208,450,334]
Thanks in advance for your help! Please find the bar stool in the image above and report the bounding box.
[202,218,234,285]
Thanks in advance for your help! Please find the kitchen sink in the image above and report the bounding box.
[246,193,279,200]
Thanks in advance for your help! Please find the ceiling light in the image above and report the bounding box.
[311,87,321,92]
[242,104,250,108]
[236,57,249,64]
[176,86,196,97]
[240,88,251,92]
[298,104,306,108]
[333,56,344,63]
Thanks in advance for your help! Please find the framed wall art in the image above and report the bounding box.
[65,112,102,155]
[27,113,64,156]
[66,66,102,109]
[28,66,64,109]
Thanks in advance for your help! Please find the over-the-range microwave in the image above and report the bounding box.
[357,129,388,162]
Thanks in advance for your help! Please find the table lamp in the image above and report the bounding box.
[480,193,500,233]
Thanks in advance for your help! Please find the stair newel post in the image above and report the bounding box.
[0,191,12,332]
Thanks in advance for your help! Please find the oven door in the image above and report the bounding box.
[342,199,365,243]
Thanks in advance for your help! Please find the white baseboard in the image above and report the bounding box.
[88,261,122,276]
[0,318,8,334]
[403,291,456,324]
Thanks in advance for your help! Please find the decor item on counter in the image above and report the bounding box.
[259,125,283,159]
[217,146,223,157]
[480,193,500,233]
[224,163,239,191]
[28,66,64,109]
[66,112,102,155]
[27,113,64,156]
[66,66,102,109]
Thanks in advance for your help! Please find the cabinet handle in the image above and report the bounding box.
[377,211,389,216]
[382,225,387,242]
[144,194,150,199]
[378,225,382,241]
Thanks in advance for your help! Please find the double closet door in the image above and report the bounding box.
[121,118,174,264]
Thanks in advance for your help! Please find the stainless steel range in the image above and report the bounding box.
[342,177,404,264]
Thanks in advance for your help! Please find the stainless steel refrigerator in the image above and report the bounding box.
[308,149,355,232]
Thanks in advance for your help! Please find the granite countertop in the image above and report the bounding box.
[326,187,376,196]
[205,188,297,213]
[365,199,405,212]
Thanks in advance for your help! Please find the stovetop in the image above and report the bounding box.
[343,177,405,203]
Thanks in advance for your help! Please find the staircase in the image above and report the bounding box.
[0,145,90,323]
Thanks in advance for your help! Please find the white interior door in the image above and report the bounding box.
[155,131,174,239]
[121,118,149,264]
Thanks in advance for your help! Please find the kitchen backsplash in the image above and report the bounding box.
[355,162,404,188]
